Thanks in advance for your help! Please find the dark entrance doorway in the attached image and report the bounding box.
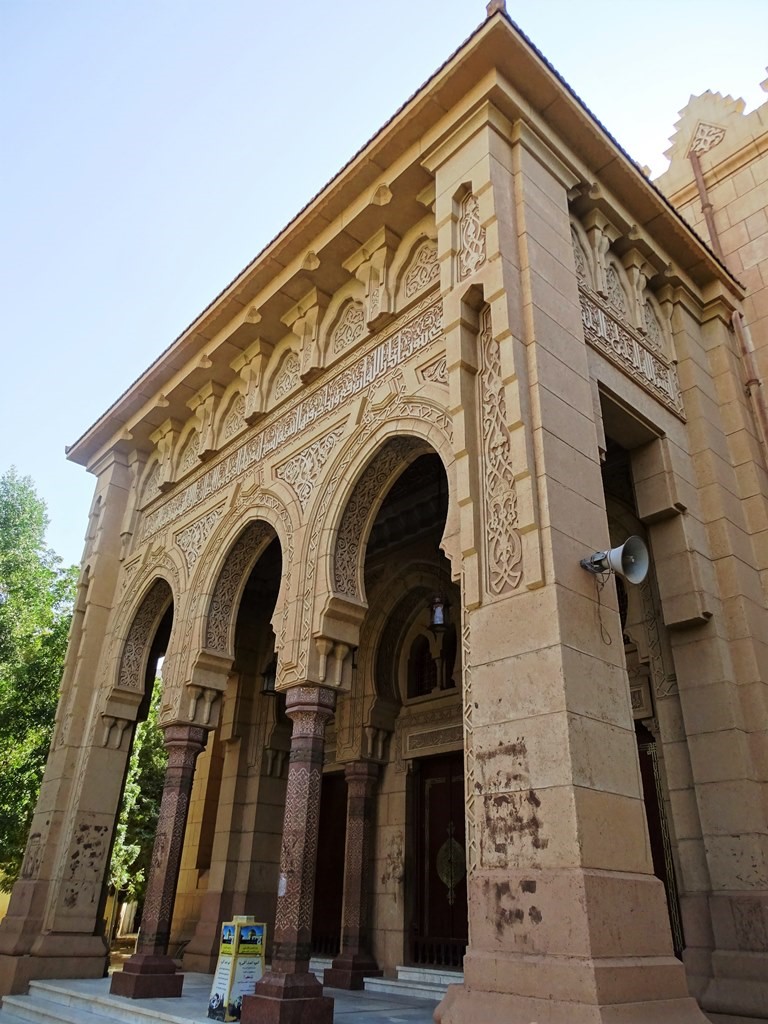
[311,772,347,957]
[635,721,685,958]
[409,751,467,967]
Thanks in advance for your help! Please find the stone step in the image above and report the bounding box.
[363,976,445,1001]
[1,993,118,1024]
[1,976,213,1024]
[395,965,463,988]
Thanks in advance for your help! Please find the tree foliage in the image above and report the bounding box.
[0,468,77,890]
[109,682,167,903]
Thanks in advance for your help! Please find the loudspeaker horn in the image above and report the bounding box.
[579,535,649,585]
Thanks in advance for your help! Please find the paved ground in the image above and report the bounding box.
[2,972,764,1024]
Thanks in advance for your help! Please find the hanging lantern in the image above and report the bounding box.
[429,594,450,634]
[261,658,278,696]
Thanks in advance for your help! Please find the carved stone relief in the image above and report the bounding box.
[140,296,443,544]
[571,228,590,286]
[458,192,487,280]
[333,437,425,597]
[394,703,462,772]
[205,521,273,653]
[332,301,366,354]
[221,393,246,442]
[403,240,439,299]
[275,426,347,512]
[579,291,684,418]
[461,606,477,875]
[274,352,301,401]
[643,301,664,354]
[689,121,726,156]
[117,579,173,691]
[606,264,628,318]
[478,304,523,595]
[174,503,226,573]
[418,354,447,386]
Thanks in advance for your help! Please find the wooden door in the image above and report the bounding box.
[409,752,467,967]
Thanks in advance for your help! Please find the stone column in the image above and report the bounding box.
[324,761,382,990]
[111,723,207,999]
[242,686,336,1024]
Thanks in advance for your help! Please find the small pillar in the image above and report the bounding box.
[242,686,336,1024]
[111,724,207,999]
[324,761,382,990]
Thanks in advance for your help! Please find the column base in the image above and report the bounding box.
[109,953,183,999]
[0,950,108,997]
[241,971,333,1024]
[702,950,768,1018]
[323,965,382,990]
[435,984,709,1024]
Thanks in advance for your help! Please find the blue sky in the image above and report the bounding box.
[2,0,767,566]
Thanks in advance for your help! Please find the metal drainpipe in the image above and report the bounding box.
[732,311,768,458]
[689,148,768,462]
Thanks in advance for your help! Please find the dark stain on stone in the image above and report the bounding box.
[520,880,536,893]
[529,906,542,924]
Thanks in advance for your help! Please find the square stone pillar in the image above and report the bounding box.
[426,105,708,1022]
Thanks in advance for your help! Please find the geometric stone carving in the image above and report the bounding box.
[478,304,523,595]
[458,192,486,281]
[118,579,173,691]
[643,301,664,354]
[404,240,439,299]
[275,426,346,512]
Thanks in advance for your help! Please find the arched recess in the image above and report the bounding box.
[202,521,281,662]
[113,578,174,698]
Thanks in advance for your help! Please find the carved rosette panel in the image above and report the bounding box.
[333,437,424,598]
[478,305,523,595]
[458,192,487,281]
[205,521,273,652]
[273,352,301,401]
[579,291,684,418]
[117,579,173,690]
[174,503,226,573]
[404,240,439,299]
[332,301,366,354]
[222,393,246,442]
[275,425,346,511]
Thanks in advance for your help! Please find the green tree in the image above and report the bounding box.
[109,683,167,904]
[0,468,77,890]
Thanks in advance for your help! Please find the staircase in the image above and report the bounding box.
[0,974,213,1024]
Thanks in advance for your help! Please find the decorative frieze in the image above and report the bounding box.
[140,296,443,542]
[221,394,246,441]
[273,353,301,401]
[275,426,346,512]
[579,291,685,418]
